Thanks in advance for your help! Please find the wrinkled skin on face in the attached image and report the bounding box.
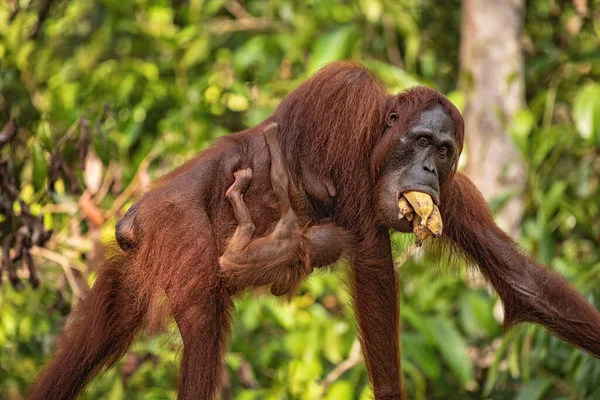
[376,105,457,233]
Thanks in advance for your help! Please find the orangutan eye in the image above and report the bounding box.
[437,146,448,157]
[417,137,429,147]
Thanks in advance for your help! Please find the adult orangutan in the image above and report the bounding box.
[30,61,600,400]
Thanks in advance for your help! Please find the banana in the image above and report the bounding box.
[403,191,433,227]
[412,215,431,246]
[398,191,443,244]
[397,196,414,221]
[425,205,443,237]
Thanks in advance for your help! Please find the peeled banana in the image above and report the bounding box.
[425,205,443,237]
[397,191,443,245]
[397,196,414,221]
[412,216,430,244]
[403,191,433,227]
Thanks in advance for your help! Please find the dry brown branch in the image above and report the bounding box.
[320,339,363,393]
[42,203,80,214]
[8,0,20,21]
[94,161,118,204]
[224,0,253,20]
[79,190,105,227]
[394,243,420,271]
[29,0,55,39]
[55,117,82,149]
[573,0,588,16]
[383,15,404,69]
[209,17,280,34]
[29,246,85,299]
[104,149,159,220]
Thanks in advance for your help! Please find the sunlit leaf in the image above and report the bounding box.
[308,26,357,74]
[425,317,474,387]
[515,378,555,400]
[573,83,600,143]
[459,290,499,338]
[324,380,353,400]
[31,144,48,193]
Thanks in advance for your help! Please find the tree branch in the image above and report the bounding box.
[29,0,56,39]
[321,339,363,393]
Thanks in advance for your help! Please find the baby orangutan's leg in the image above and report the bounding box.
[219,123,353,297]
[223,168,255,252]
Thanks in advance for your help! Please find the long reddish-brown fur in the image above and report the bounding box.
[30,61,600,400]
[440,174,600,354]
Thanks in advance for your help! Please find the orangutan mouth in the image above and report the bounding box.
[398,191,443,245]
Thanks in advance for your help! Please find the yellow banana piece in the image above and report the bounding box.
[412,215,431,246]
[403,191,433,226]
[425,205,443,237]
[397,196,414,221]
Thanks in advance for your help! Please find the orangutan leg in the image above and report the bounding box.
[223,168,255,253]
[263,123,300,239]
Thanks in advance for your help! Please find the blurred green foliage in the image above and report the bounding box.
[1,0,599,399]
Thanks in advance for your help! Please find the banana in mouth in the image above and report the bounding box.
[398,191,443,245]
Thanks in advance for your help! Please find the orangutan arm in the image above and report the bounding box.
[442,173,600,357]
[350,229,403,400]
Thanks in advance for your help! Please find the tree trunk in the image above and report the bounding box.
[460,0,526,237]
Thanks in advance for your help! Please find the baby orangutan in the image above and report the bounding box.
[219,123,353,297]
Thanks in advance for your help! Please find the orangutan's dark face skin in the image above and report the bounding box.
[376,105,457,232]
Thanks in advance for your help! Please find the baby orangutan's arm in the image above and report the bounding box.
[219,123,353,297]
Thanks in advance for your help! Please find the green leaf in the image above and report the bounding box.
[573,83,600,144]
[363,60,421,91]
[402,333,440,380]
[446,90,466,113]
[359,0,383,23]
[359,384,373,400]
[324,380,354,400]
[181,37,209,68]
[459,291,499,338]
[32,143,48,192]
[308,26,356,74]
[541,181,568,220]
[509,108,536,152]
[483,329,520,396]
[425,317,474,387]
[515,378,555,400]
[402,359,426,400]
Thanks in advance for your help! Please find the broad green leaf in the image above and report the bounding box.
[573,83,600,142]
[37,120,53,149]
[446,90,466,113]
[509,108,536,152]
[402,359,426,400]
[359,384,373,400]
[181,37,209,68]
[483,329,520,396]
[324,380,353,400]
[425,317,474,387]
[308,26,356,74]
[515,378,555,400]
[459,290,499,338]
[359,0,383,23]
[402,332,441,380]
[364,60,421,91]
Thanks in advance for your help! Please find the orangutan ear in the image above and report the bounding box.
[385,112,399,127]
